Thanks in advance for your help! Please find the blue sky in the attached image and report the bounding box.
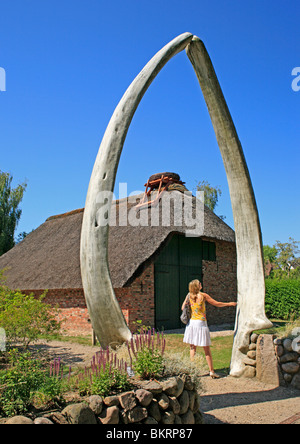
[0,0,299,247]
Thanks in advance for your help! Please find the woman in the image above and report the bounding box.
[182,279,237,379]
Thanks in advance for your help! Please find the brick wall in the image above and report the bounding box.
[202,239,237,326]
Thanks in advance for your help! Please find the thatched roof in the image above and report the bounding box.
[0,191,235,290]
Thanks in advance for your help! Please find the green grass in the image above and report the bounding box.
[164,333,234,375]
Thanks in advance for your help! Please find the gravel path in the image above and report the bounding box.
[29,336,300,424]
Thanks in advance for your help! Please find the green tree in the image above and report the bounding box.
[0,171,27,256]
[275,237,300,277]
[196,180,222,212]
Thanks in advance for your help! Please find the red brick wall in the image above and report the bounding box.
[21,263,155,337]
[202,239,237,326]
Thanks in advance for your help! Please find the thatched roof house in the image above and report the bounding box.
[0,189,237,333]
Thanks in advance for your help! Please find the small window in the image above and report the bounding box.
[202,241,216,261]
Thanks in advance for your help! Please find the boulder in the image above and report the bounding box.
[135,389,153,407]
[34,417,54,424]
[6,416,33,424]
[118,391,136,411]
[88,395,103,415]
[62,403,97,424]
[99,406,120,424]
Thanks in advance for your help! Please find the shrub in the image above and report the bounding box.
[70,349,131,397]
[0,351,63,417]
[265,279,300,319]
[126,329,166,379]
[0,285,61,347]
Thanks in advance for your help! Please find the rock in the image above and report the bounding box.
[181,409,195,425]
[62,403,97,424]
[249,343,257,351]
[34,417,54,424]
[103,395,119,407]
[243,366,256,378]
[140,380,162,394]
[178,390,189,415]
[281,362,299,374]
[291,373,300,390]
[187,390,196,411]
[157,393,169,410]
[118,391,136,411]
[183,375,194,391]
[99,406,120,424]
[127,407,148,423]
[168,396,180,415]
[148,399,161,422]
[174,377,185,398]
[243,357,257,366]
[194,411,204,424]
[280,352,299,364]
[283,339,293,352]
[174,414,182,424]
[250,333,258,344]
[48,412,69,424]
[88,395,103,415]
[247,350,256,359]
[135,389,153,407]
[273,338,282,345]
[256,334,281,386]
[283,373,293,383]
[192,394,201,414]
[161,377,179,396]
[161,410,175,424]
[144,416,158,424]
[275,345,284,357]
[6,416,33,424]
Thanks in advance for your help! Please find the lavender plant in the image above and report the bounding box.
[126,329,166,379]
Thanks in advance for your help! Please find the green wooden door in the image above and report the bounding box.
[154,235,203,330]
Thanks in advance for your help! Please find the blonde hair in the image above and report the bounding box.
[189,279,201,303]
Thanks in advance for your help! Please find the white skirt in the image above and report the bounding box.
[183,319,212,347]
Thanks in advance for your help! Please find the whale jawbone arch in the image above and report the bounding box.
[80,33,272,373]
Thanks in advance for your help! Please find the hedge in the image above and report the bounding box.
[265,279,300,320]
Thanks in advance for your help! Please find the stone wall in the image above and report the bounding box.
[242,333,300,390]
[3,376,204,425]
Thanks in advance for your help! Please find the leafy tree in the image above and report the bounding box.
[0,171,27,256]
[196,180,222,212]
[275,237,300,277]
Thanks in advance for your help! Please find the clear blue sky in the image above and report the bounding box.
[0,0,299,247]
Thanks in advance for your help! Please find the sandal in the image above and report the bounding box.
[210,371,220,379]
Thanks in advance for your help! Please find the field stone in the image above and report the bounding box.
[283,339,293,352]
[140,380,162,395]
[178,390,189,415]
[135,389,153,407]
[62,403,97,424]
[161,410,175,424]
[157,393,169,410]
[127,406,148,423]
[148,399,161,422]
[34,417,54,424]
[118,391,136,411]
[168,396,180,415]
[103,395,119,407]
[281,362,299,375]
[181,408,195,425]
[6,416,33,424]
[291,373,300,390]
[88,395,103,415]
[280,352,299,364]
[99,406,120,424]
